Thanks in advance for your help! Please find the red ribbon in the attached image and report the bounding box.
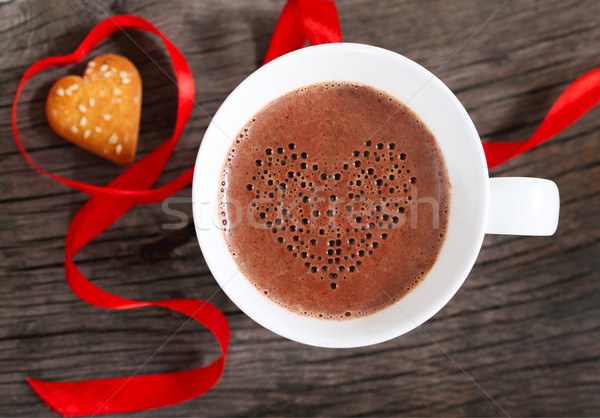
[483,67,600,168]
[14,15,228,416]
[11,0,599,416]
[263,0,342,64]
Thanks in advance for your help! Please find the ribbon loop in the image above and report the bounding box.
[12,15,194,202]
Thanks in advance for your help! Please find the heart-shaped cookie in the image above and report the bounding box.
[46,54,141,166]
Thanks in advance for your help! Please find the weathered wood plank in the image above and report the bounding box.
[0,0,598,416]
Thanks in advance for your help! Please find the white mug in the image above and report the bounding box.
[192,43,559,348]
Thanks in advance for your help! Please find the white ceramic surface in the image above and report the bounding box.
[192,43,559,348]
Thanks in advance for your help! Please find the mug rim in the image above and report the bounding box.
[192,43,488,348]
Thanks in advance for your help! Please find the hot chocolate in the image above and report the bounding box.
[218,82,450,319]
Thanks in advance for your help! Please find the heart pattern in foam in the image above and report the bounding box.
[45,54,142,166]
[243,140,417,284]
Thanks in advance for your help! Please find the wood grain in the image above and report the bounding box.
[1,0,599,416]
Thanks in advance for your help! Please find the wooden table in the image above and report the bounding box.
[1,0,599,416]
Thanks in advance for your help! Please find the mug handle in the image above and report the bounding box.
[485,177,560,236]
